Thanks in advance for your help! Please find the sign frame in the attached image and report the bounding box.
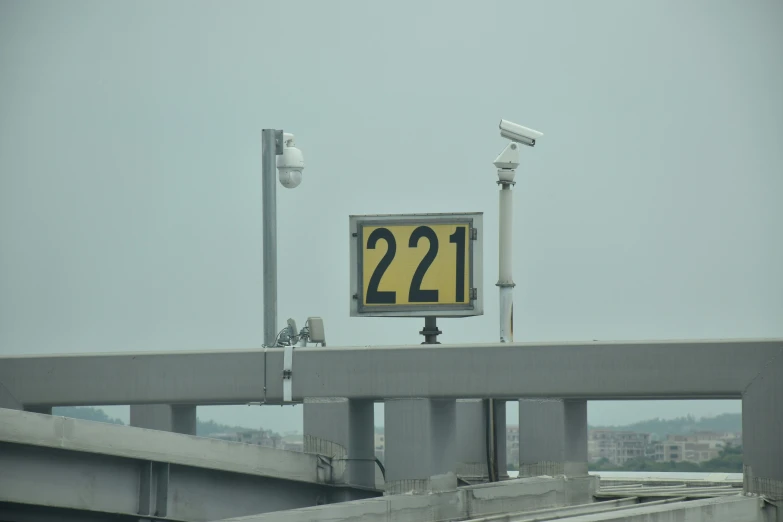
[349,212,483,318]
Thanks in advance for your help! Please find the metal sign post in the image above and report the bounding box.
[419,316,442,344]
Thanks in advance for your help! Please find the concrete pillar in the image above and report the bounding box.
[384,398,457,495]
[456,399,508,481]
[742,353,783,502]
[303,398,375,497]
[130,404,197,435]
[456,400,487,480]
[494,400,508,479]
[0,381,22,410]
[518,399,587,477]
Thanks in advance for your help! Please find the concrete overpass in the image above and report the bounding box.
[1,338,781,520]
[0,409,380,521]
[0,408,773,522]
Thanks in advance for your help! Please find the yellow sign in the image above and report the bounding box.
[350,213,483,317]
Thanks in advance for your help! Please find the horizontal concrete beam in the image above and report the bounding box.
[546,496,765,522]
[0,348,273,406]
[291,339,780,401]
[216,475,598,522]
[0,339,779,406]
[461,497,690,522]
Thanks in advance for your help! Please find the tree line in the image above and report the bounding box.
[51,406,282,439]
[589,413,741,437]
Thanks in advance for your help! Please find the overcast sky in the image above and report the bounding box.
[1,1,781,433]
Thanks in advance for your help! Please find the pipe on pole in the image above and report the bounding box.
[261,129,278,348]
[498,182,514,343]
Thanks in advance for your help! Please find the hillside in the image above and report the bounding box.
[590,413,741,438]
[52,406,124,425]
[52,407,741,440]
[51,406,278,438]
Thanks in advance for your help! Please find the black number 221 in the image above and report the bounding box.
[366,225,466,304]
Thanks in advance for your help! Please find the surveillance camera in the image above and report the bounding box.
[499,119,543,147]
[278,170,302,189]
[277,133,304,188]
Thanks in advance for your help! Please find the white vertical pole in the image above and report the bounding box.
[491,166,516,481]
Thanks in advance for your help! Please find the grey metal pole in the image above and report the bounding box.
[262,129,278,347]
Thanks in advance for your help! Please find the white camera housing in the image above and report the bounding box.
[494,142,519,171]
[306,316,326,346]
[277,133,305,188]
[499,119,543,147]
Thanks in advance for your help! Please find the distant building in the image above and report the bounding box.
[588,430,650,466]
[375,433,385,463]
[207,429,282,449]
[506,425,519,467]
[210,432,240,442]
[652,431,741,463]
[281,433,303,452]
[654,440,685,462]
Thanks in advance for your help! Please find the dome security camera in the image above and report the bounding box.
[277,133,305,188]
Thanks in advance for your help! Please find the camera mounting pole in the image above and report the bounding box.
[494,142,519,344]
[485,119,542,484]
[261,129,284,348]
[262,129,305,348]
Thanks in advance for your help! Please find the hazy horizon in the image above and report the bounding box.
[90,402,742,434]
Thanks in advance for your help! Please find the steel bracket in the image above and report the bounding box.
[283,344,294,402]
